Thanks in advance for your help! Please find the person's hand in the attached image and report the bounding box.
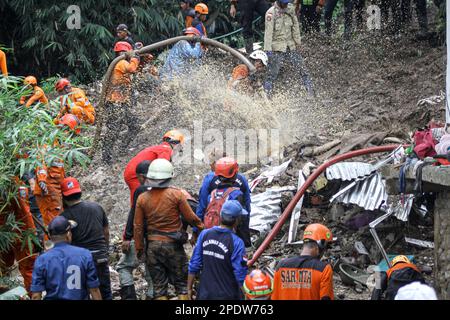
[266,51,273,58]
[122,240,131,253]
[230,5,237,18]
[316,5,323,13]
[189,231,199,247]
[38,181,48,195]
[295,4,301,16]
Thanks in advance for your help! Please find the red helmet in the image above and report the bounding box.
[303,223,333,250]
[114,41,133,52]
[60,114,81,135]
[215,157,239,178]
[55,78,71,92]
[183,27,201,37]
[244,270,273,300]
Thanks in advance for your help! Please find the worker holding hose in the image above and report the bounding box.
[271,223,334,300]
[102,41,140,165]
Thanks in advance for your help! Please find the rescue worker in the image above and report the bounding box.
[192,3,209,36]
[31,216,102,300]
[244,269,273,300]
[295,0,325,35]
[118,160,154,300]
[0,179,38,293]
[229,0,270,55]
[60,177,112,300]
[228,50,268,94]
[123,130,185,206]
[159,27,203,81]
[102,41,140,165]
[323,0,365,39]
[195,156,251,247]
[19,76,48,107]
[271,223,334,300]
[180,0,196,28]
[134,159,205,300]
[371,255,426,300]
[188,200,248,300]
[0,49,7,76]
[54,78,95,125]
[263,0,314,97]
[58,113,82,136]
[116,24,136,48]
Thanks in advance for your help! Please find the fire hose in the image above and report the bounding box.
[90,36,255,157]
[248,144,402,267]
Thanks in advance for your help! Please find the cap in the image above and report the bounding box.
[394,282,438,300]
[48,216,78,236]
[116,24,129,31]
[61,177,82,196]
[220,200,248,219]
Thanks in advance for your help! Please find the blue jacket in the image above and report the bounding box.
[189,226,248,299]
[159,40,202,80]
[31,242,100,300]
[196,172,251,221]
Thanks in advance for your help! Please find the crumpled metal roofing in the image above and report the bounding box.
[249,186,297,234]
[333,173,388,211]
[392,194,414,222]
[326,162,376,181]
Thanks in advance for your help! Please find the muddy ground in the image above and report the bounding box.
[67,10,446,300]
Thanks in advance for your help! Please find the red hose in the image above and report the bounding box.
[248,144,401,267]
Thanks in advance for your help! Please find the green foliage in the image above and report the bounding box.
[0,75,92,255]
[0,0,237,82]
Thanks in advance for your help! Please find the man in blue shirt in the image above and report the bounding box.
[188,200,248,300]
[195,155,252,247]
[31,216,102,300]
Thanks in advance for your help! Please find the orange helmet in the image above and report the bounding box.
[195,3,209,14]
[114,41,133,52]
[391,255,411,266]
[183,27,201,37]
[303,223,333,250]
[244,270,273,300]
[163,130,185,145]
[55,78,71,92]
[60,114,81,135]
[215,157,239,178]
[24,76,37,86]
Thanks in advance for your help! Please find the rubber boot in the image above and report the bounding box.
[154,296,168,300]
[244,36,254,55]
[178,294,189,300]
[120,285,137,300]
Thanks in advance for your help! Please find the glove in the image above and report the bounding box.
[39,181,48,195]
[266,51,273,58]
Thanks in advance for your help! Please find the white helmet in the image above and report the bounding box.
[249,50,268,66]
[146,159,174,180]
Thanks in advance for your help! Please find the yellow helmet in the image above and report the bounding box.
[392,255,411,266]
[24,76,37,86]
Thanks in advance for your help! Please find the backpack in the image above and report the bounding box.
[204,187,239,229]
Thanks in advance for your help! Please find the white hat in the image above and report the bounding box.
[395,282,438,300]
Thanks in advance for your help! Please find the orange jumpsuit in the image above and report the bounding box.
[0,181,37,292]
[0,49,7,76]
[20,86,49,107]
[34,146,65,227]
[107,57,140,103]
[56,87,95,124]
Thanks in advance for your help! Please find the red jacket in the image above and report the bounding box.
[123,142,173,205]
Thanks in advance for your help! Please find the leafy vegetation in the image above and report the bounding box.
[0,75,92,266]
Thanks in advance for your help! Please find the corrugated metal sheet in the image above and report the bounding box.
[326,162,376,181]
[392,194,414,222]
[334,173,388,211]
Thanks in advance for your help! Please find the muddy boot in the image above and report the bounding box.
[244,36,254,55]
[120,285,137,300]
